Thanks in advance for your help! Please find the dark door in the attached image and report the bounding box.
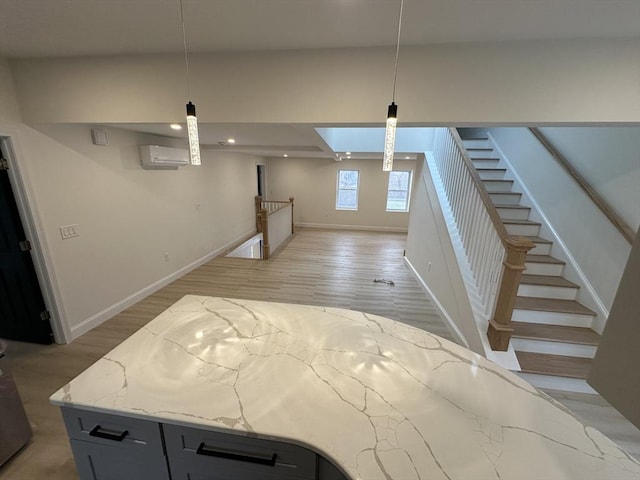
[257,164,265,198]
[0,142,53,344]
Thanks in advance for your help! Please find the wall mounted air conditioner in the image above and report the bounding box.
[139,145,189,169]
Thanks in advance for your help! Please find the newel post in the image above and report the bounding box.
[487,236,535,351]
[289,196,295,234]
[255,196,263,233]
[260,208,270,260]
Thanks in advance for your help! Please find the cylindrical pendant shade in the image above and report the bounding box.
[383,102,397,172]
[186,101,201,166]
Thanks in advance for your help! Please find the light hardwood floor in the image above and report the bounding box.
[0,229,638,479]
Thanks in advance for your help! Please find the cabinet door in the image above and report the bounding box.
[61,407,169,480]
[318,456,349,480]
[164,424,317,480]
[70,438,170,480]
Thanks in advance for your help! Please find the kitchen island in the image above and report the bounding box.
[50,295,640,479]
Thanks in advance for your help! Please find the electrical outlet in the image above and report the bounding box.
[60,224,80,240]
[164,252,170,262]
[428,262,432,272]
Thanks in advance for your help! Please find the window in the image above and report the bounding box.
[336,170,359,210]
[386,170,412,212]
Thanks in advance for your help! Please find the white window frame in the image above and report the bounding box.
[336,169,360,211]
[386,170,413,212]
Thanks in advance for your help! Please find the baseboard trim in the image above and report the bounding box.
[403,256,470,349]
[69,230,256,341]
[297,223,408,233]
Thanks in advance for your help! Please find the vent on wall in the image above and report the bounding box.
[139,145,189,169]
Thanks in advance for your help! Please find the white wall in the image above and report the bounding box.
[9,38,640,124]
[2,117,261,341]
[537,127,640,232]
[489,128,633,327]
[266,157,415,231]
[404,158,482,353]
[0,58,22,123]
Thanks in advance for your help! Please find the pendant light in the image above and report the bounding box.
[179,0,200,165]
[383,0,404,172]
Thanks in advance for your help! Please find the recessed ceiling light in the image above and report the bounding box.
[346,151,352,155]
[227,138,236,144]
[346,156,351,159]
[283,154,288,157]
[170,124,182,130]
[405,156,410,159]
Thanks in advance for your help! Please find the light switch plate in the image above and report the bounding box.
[60,224,80,239]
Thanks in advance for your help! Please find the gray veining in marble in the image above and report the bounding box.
[51,296,640,480]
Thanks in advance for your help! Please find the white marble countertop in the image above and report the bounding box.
[51,295,640,479]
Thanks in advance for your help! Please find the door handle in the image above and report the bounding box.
[89,425,129,442]
[196,442,277,466]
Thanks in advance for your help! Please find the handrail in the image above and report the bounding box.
[449,128,510,241]
[529,127,634,244]
[434,128,534,352]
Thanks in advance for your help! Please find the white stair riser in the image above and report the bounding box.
[518,283,578,300]
[513,309,593,328]
[515,372,597,394]
[472,159,500,168]
[505,223,541,236]
[497,207,530,220]
[489,193,521,204]
[524,261,564,276]
[527,242,552,255]
[477,170,506,180]
[462,139,491,148]
[467,149,496,158]
[482,180,513,192]
[512,338,597,358]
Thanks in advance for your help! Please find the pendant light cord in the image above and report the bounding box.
[391,0,404,103]
[179,0,191,100]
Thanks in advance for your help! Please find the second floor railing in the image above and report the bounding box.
[255,196,295,259]
[433,128,533,351]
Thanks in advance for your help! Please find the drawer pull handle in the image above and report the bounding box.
[89,425,129,442]
[196,442,277,466]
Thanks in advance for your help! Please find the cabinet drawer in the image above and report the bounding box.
[70,438,170,480]
[61,407,164,456]
[164,424,317,480]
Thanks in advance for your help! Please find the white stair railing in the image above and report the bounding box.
[432,128,533,351]
[255,196,295,259]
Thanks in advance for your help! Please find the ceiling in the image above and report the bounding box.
[2,0,638,159]
[1,0,637,58]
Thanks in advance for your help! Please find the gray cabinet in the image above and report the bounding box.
[60,407,169,480]
[60,407,347,480]
[163,423,318,480]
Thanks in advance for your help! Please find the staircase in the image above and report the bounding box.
[458,130,599,392]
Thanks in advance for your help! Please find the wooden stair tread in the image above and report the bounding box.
[487,191,521,195]
[515,351,592,379]
[515,296,596,315]
[526,253,565,264]
[511,321,599,345]
[466,147,494,151]
[520,235,552,244]
[475,168,505,173]
[493,203,529,209]
[470,157,500,161]
[482,179,512,183]
[502,219,541,226]
[520,274,578,288]
[461,136,489,140]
